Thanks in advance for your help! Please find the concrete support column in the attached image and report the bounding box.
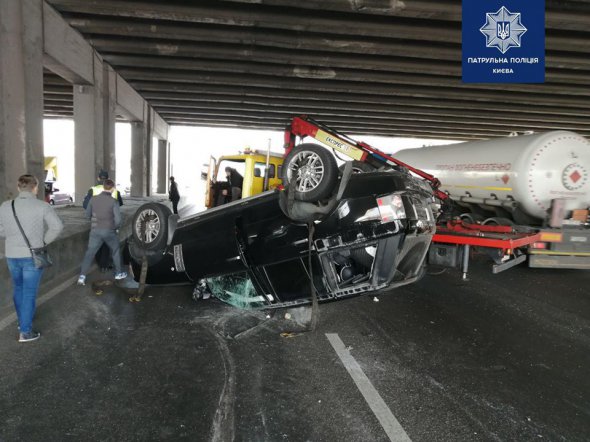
[130,105,151,197]
[0,0,44,201]
[102,66,117,182]
[156,139,169,194]
[73,60,116,204]
[73,85,97,204]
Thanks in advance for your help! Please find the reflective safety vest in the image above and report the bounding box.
[91,184,120,200]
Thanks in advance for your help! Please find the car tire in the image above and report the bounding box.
[132,203,171,251]
[282,143,338,202]
[339,160,374,174]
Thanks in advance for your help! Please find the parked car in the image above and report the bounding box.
[127,166,438,309]
[44,181,73,205]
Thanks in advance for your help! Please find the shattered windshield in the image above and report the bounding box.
[206,273,267,309]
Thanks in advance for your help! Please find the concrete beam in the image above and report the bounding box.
[102,53,590,87]
[150,101,590,133]
[134,83,590,118]
[115,72,145,122]
[154,108,557,137]
[115,67,590,100]
[119,71,590,108]
[152,111,168,140]
[144,94,590,127]
[66,16,585,54]
[48,0,590,33]
[42,1,93,84]
[161,117,512,139]
[92,38,590,72]
[0,0,45,202]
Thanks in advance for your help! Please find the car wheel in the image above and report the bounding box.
[282,143,338,202]
[338,160,374,174]
[132,203,171,251]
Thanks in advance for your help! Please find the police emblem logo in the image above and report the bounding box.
[480,6,527,54]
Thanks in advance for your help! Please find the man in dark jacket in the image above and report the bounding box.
[83,170,123,272]
[169,176,180,215]
[77,180,126,285]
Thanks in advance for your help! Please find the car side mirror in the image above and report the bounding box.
[54,188,60,192]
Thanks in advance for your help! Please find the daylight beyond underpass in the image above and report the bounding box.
[0,256,588,441]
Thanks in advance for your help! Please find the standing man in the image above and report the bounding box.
[0,175,63,343]
[77,179,127,286]
[168,176,180,215]
[83,170,123,272]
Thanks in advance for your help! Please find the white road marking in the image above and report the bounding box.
[0,274,80,332]
[326,333,412,442]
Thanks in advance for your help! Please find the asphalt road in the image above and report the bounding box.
[0,257,588,441]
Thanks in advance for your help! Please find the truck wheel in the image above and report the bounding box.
[339,160,374,174]
[282,143,338,202]
[132,203,171,251]
[482,217,514,226]
[460,213,485,224]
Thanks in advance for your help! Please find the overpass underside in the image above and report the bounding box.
[1,0,589,202]
[44,0,590,140]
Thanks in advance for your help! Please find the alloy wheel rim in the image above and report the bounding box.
[135,209,161,244]
[287,151,325,193]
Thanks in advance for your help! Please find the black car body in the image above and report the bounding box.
[128,171,437,309]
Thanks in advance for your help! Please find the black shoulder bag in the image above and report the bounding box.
[11,200,53,269]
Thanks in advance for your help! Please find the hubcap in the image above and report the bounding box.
[135,209,161,244]
[287,151,325,193]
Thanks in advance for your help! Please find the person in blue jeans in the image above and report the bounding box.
[77,179,127,286]
[0,175,64,343]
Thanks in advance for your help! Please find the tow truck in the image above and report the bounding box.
[205,148,284,208]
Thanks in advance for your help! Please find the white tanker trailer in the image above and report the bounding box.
[395,130,590,269]
[395,130,590,223]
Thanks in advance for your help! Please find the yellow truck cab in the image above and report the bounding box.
[206,149,284,208]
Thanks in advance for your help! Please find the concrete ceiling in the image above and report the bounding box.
[44,0,590,140]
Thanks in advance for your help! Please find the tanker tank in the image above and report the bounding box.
[394,131,590,223]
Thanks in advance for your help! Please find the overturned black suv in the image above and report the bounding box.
[127,141,437,309]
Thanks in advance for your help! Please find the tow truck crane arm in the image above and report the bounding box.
[284,115,448,201]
